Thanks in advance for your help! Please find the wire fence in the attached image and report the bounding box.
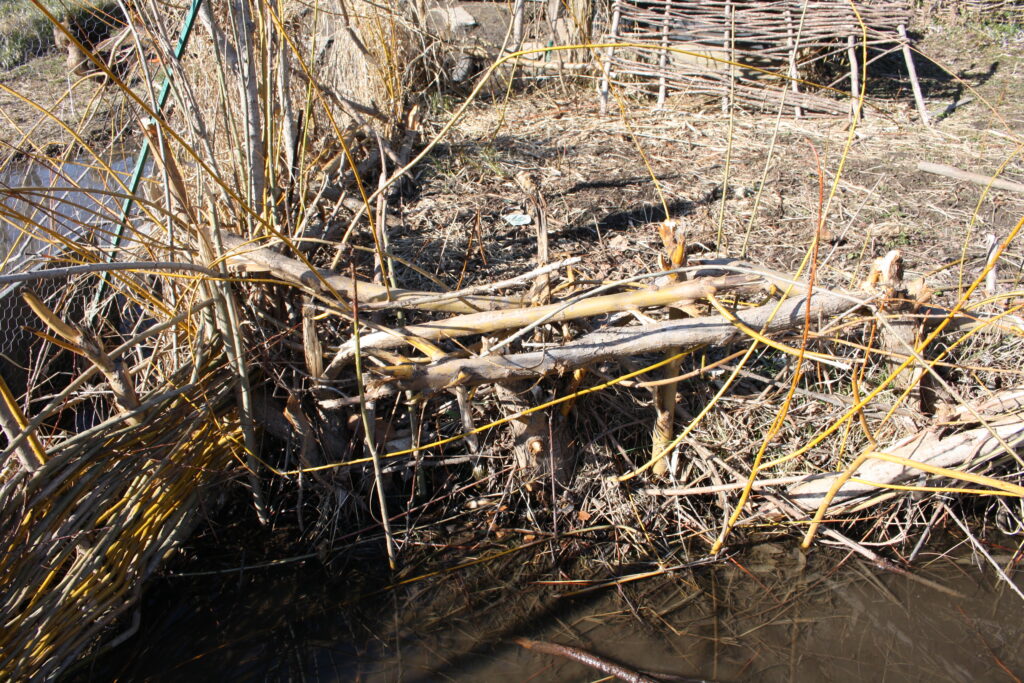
[0,0,123,70]
[0,154,141,398]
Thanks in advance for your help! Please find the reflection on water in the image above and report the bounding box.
[74,526,1024,683]
[0,155,150,392]
[0,155,141,277]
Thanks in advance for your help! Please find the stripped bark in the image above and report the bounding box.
[325,273,761,375]
[369,288,857,397]
[219,233,522,313]
[783,389,1024,514]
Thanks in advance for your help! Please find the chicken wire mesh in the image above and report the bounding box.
[0,0,124,70]
[0,154,141,398]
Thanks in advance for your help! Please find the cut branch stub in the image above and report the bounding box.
[494,382,571,483]
[495,382,549,471]
[653,218,688,476]
[863,250,929,405]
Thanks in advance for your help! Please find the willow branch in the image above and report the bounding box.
[325,274,762,376]
[219,233,521,313]
[369,288,856,397]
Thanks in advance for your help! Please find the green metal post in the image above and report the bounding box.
[91,0,204,318]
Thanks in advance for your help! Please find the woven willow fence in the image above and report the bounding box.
[596,0,930,121]
[944,0,1024,17]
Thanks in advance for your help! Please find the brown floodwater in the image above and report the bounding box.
[71,530,1023,683]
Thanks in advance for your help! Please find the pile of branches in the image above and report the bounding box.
[0,320,242,678]
[2,0,1024,678]
[227,219,1024,539]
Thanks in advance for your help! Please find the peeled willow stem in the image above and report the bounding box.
[219,233,519,313]
[358,256,582,312]
[0,373,45,471]
[787,392,1024,524]
[801,447,1024,548]
[369,288,855,397]
[652,331,682,476]
[327,274,760,375]
[651,224,686,477]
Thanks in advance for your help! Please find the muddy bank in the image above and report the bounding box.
[0,53,133,162]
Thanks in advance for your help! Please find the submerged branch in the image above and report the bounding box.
[513,637,659,683]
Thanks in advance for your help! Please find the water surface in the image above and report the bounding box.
[73,528,1024,682]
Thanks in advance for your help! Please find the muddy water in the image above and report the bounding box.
[0,154,146,391]
[0,154,141,275]
[74,534,1023,682]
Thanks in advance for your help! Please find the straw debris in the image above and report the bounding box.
[2,0,1024,677]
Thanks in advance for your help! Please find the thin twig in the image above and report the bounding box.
[513,638,658,683]
[352,266,398,570]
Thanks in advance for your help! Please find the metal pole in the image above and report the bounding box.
[90,0,205,319]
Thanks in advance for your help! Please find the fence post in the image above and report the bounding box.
[599,0,621,114]
[899,23,931,125]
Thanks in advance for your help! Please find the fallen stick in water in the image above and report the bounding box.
[513,637,659,683]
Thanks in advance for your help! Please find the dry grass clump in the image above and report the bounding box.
[924,0,1024,23]
[152,0,444,226]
